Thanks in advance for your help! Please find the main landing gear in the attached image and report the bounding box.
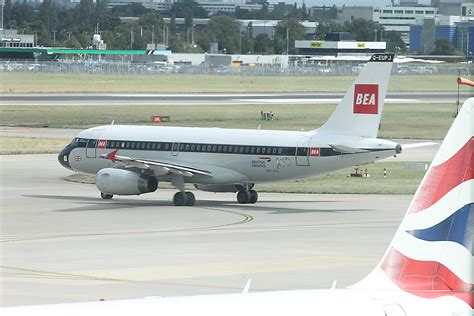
[173,191,196,206]
[236,189,258,204]
[171,174,196,206]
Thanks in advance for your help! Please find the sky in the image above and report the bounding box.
[272,0,432,6]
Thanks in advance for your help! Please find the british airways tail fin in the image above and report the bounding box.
[352,98,474,308]
[315,54,394,138]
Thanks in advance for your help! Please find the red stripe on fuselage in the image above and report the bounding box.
[409,137,474,213]
[381,248,473,308]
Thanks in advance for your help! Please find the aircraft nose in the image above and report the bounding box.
[58,145,73,170]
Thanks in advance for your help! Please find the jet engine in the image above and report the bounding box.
[194,184,250,193]
[96,168,158,195]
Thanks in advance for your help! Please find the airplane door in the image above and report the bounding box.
[295,136,310,166]
[86,130,102,158]
[171,142,180,156]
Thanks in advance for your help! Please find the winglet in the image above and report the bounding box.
[242,279,252,294]
[106,149,118,163]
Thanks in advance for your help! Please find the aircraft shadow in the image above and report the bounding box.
[23,194,169,213]
[23,194,370,215]
[194,200,371,215]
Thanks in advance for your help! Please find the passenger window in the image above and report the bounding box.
[121,142,125,148]
[165,143,170,150]
[261,147,266,154]
[191,144,195,151]
[207,145,212,152]
[197,144,201,151]
[278,148,283,154]
[180,144,185,150]
[142,143,146,149]
[239,147,244,153]
[152,143,157,150]
[147,143,151,150]
[218,145,222,152]
[250,147,255,153]
[223,145,227,152]
[272,148,277,154]
[185,144,190,151]
[131,142,136,149]
[245,147,250,153]
[212,145,217,152]
[256,147,261,154]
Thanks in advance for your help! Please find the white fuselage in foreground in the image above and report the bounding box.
[64,125,399,185]
[3,288,469,316]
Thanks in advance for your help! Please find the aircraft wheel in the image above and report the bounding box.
[173,192,188,206]
[185,192,195,206]
[249,190,258,204]
[101,192,113,200]
[237,190,251,204]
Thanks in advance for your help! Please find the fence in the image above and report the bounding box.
[0,59,471,76]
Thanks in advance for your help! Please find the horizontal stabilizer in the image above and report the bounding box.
[401,142,438,149]
[329,144,368,154]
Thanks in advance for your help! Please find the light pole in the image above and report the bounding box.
[191,24,196,46]
[163,23,166,46]
[52,30,56,45]
[33,30,38,47]
[466,30,469,57]
[239,30,242,54]
[286,27,289,55]
[152,25,155,48]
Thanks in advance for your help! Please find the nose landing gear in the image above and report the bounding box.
[101,192,114,199]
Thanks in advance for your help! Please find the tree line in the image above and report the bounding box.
[4,0,407,54]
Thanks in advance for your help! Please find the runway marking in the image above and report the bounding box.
[0,265,127,282]
[0,265,272,292]
[0,207,254,244]
[0,218,399,244]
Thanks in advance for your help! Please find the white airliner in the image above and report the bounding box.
[5,98,473,315]
[58,54,401,206]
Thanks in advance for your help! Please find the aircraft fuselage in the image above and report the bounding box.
[59,125,400,185]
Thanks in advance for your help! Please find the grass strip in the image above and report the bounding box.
[0,137,69,155]
[1,73,468,93]
[0,102,456,139]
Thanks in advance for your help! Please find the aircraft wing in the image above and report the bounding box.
[99,149,212,177]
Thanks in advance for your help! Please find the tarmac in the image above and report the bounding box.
[1,154,412,307]
[0,91,469,105]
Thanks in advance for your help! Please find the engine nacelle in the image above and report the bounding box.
[96,168,158,195]
[194,184,248,193]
